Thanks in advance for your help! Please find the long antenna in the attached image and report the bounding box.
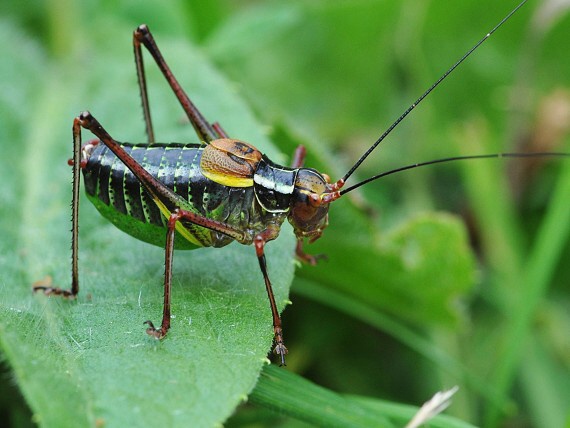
[340,152,570,195]
[341,0,528,184]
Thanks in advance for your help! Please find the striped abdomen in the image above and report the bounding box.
[82,142,267,249]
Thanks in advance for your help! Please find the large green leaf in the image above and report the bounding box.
[0,19,295,427]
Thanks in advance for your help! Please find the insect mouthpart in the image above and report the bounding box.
[288,168,333,242]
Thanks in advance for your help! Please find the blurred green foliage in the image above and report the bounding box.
[1,0,569,427]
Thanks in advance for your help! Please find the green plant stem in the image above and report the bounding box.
[251,365,393,427]
[485,154,570,426]
[252,365,477,427]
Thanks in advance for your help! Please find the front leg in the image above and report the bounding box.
[254,228,288,365]
[290,145,327,266]
[295,240,327,266]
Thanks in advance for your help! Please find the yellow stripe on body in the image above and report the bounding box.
[153,198,206,247]
[202,170,253,188]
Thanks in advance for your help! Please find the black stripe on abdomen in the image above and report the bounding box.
[84,143,205,227]
[123,146,146,223]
